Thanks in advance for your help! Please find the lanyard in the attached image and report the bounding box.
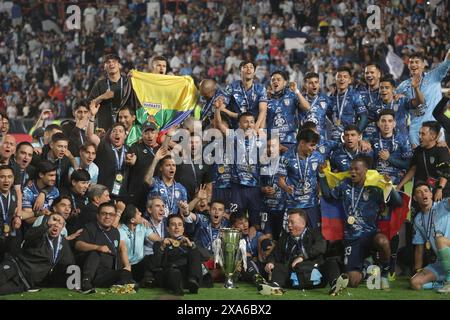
[344,147,358,160]
[190,162,198,186]
[350,185,365,215]
[270,158,280,185]
[207,223,219,250]
[47,235,62,265]
[422,150,431,178]
[201,94,216,121]
[368,87,379,105]
[145,145,155,157]
[99,224,118,268]
[242,136,256,166]
[336,89,348,120]
[0,193,11,223]
[240,82,254,112]
[285,229,307,258]
[107,76,123,100]
[421,205,435,241]
[79,130,85,145]
[149,218,163,238]
[379,133,395,151]
[70,193,77,211]
[296,153,309,182]
[384,99,394,111]
[112,146,125,172]
[245,235,254,256]
[126,227,136,256]
[308,94,319,107]
[163,182,176,213]
[21,170,27,188]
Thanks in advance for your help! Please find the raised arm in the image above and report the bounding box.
[144,147,168,186]
[87,100,101,147]
[411,75,425,108]
[290,82,310,112]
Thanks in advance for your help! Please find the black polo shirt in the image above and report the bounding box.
[0,189,18,236]
[95,139,130,199]
[128,141,158,207]
[77,222,122,270]
[411,145,450,197]
[11,160,35,190]
[175,161,212,201]
[88,75,132,131]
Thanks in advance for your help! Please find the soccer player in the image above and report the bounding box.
[278,129,324,230]
[301,72,333,141]
[396,50,450,147]
[330,125,373,172]
[370,109,413,185]
[328,66,368,142]
[266,70,310,149]
[358,64,382,138]
[319,156,403,288]
[224,60,268,130]
[410,183,450,293]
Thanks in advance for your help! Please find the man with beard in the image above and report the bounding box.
[330,125,373,172]
[224,61,268,130]
[319,156,403,289]
[0,213,74,295]
[410,183,450,293]
[328,66,367,142]
[87,101,136,201]
[266,70,310,149]
[88,54,132,132]
[75,201,134,294]
[128,122,159,210]
[301,72,333,141]
[396,50,450,148]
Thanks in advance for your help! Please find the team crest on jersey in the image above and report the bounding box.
[311,162,318,171]
[283,98,290,106]
[363,191,369,201]
[175,190,180,198]
[320,101,326,109]
[319,146,325,154]
[430,156,435,164]
[114,240,119,247]
[393,103,399,112]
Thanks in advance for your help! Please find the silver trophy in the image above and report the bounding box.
[212,228,247,289]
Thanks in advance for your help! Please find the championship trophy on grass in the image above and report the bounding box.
[212,228,247,289]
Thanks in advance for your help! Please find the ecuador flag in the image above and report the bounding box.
[127,70,199,145]
[320,162,410,240]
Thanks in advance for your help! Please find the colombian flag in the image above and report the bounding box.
[127,70,199,145]
[320,162,410,240]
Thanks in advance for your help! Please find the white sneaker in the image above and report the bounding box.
[437,282,450,294]
[381,277,390,290]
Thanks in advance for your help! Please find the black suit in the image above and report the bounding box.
[152,240,202,293]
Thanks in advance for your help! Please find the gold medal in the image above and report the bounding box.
[218,166,225,174]
[115,174,123,182]
[335,118,341,126]
[172,240,180,248]
[3,224,10,234]
[425,241,431,250]
[347,216,356,225]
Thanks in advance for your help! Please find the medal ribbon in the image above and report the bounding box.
[0,193,11,223]
[163,182,176,214]
[47,234,62,265]
[112,146,125,172]
[336,89,348,121]
[350,185,365,216]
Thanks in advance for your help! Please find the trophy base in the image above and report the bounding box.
[224,277,238,289]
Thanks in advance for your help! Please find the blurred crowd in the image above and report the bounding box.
[0,0,448,123]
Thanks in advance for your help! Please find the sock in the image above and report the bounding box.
[437,246,450,282]
[380,261,390,278]
[389,235,399,273]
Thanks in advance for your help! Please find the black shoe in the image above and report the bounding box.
[187,278,199,294]
[81,278,96,294]
[143,277,156,288]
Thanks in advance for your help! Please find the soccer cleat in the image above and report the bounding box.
[381,277,390,290]
[253,273,267,286]
[26,287,41,293]
[80,278,96,294]
[388,272,396,282]
[437,282,450,294]
[329,274,349,296]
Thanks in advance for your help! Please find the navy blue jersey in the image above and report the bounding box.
[193,214,229,251]
[370,132,413,184]
[243,232,265,258]
[330,146,373,172]
[230,133,261,187]
[301,93,333,140]
[278,149,324,209]
[316,138,339,159]
[260,158,286,212]
[329,179,385,240]
[199,88,229,128]
[225,80,268,128]
[148,177,188,216]
[330,88,367,141]
[266,89,300,145]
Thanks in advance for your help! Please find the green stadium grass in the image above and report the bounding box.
[1,277,449,300]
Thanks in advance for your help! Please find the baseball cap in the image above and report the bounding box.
[103,53,121,63]
[142,122,158,132]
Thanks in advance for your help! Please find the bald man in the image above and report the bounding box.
[0,135,16,165]
[199,79,229,129]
